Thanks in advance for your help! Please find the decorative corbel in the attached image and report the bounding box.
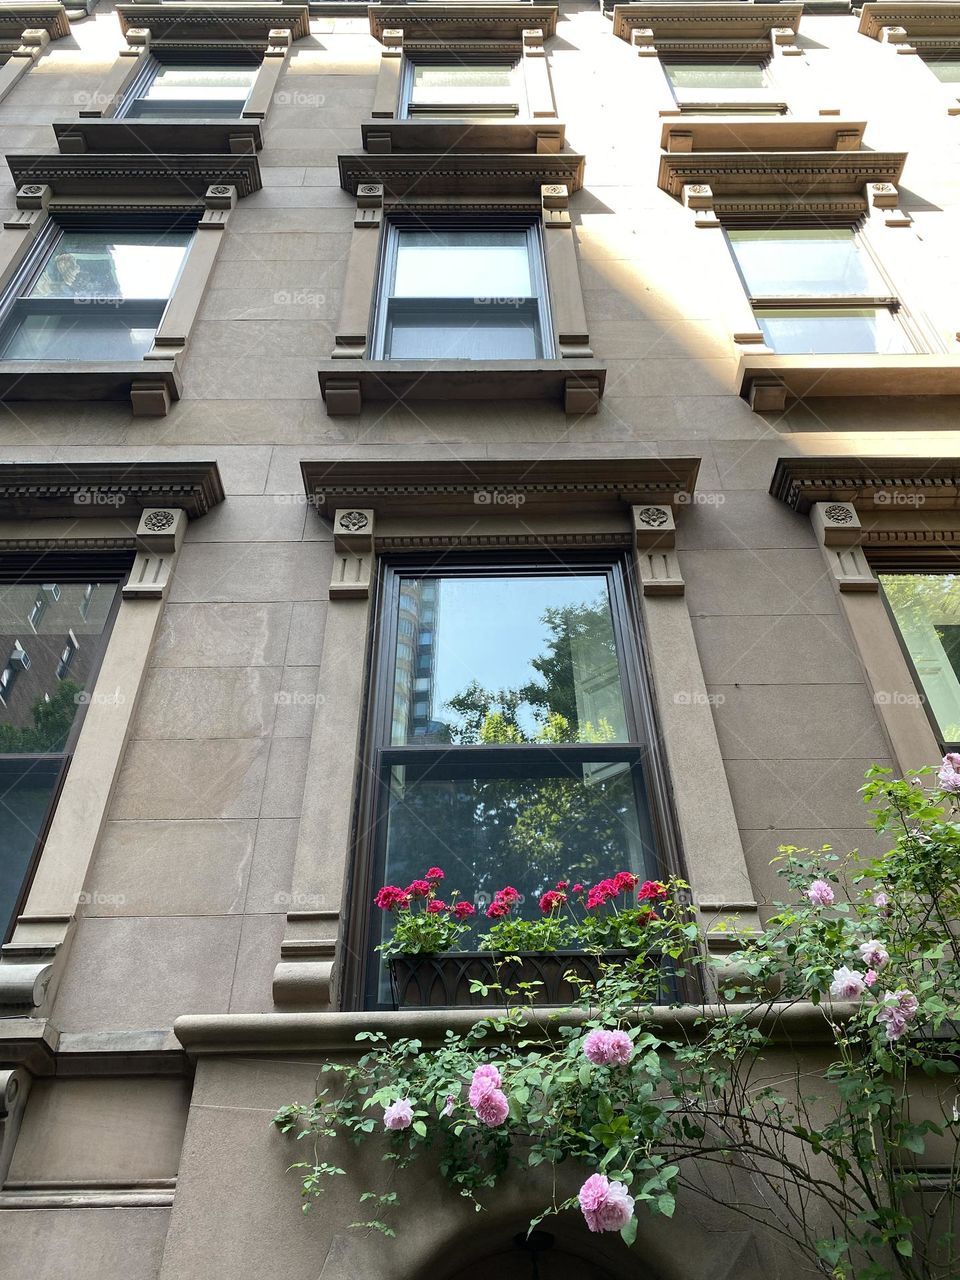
[355,182,383,229]
[0,1068,31,1185]
[330,509,375,599]
[682,182,719,229]
[122,509,188,600]
[880,25,916,53]
[631,27,657,56]
[866,180,911,227]
[633,505,684,595]
[771,24,802,57]
[810,502,878,592]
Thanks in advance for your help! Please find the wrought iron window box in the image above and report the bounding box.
[390,949,638,1009]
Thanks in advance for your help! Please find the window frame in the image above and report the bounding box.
[398,52,526,120]
[724,223,924,356]
[115,49,261,121]
[0,218,195,365]
[369,215,556,362]
[0,554,128,946]
[661,54,787,115]
[344,551,679,1011]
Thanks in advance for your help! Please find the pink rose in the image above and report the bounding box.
[806,879,835,907]
[468,1064,501,1107]
[440,1093,457,1118]
[938,753,960,793]
[383,1098,414,1130]
[578,1173,636,1233]
[829,966,866,999]
[873,890,889,909]
[858,939,889,970]
[473,1087,509,1127]
[864,969,878,987]
[583,1029,635,1066]
[877,989,919,1042]
[606,1030,634,1065]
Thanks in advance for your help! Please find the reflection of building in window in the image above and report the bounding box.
[393,578,440,741]
[56,631,79,680]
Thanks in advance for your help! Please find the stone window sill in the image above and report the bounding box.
[361,118,564,155]
[0,359,180,416]
[317,358,606,415]
[54,118,262,155]
[738,352,960,411]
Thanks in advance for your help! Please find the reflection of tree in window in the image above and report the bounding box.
[880,573,960,745]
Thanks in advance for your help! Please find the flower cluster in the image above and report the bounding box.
[937,751,960,793]
[584,871,639,909]
[582,1028,634,1066]
[578,1173,635,1234]
[374,867,476,958]
[468,1065,509,1127]
[485,885,520,919]
[877,989,920,1042]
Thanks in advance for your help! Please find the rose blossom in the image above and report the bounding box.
[864,970,879,988]
[468,1064,501,1107]
[440,1093,457,1118]
[829,966,866,999]
[873,889,889,909]
[806,879,835,907]
[578,1173,636,1234]
[858,939,889,970]
[425,867,444,881]
[473,1088,509,1127]
[583,1029,635,1066]
[383,1098,414,1130]
[937,752,960,793]
[877,989,919,1042]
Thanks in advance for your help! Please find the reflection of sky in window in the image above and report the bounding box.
[394,230,532,298]
[728,229,881,297]
[426,575,612,737]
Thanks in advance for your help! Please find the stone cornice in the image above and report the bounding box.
[858,2,960,42]
[301,457,701,520]
[0,461,225,519]
[6,153,261,199]
[658,150,906,200]
[612,2,802,43]
[770,457,960,513]
[0,3,70,40]
[368,3,558,44]
[338,152,585,196]
[116,2,311,43]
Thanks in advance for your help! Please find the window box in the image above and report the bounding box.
[390,949,635,1010]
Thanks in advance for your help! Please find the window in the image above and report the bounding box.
[0,227,192,362]
[401,58,525,118]
[923,56,960,84]
[359,562,665,1007]
[372,223,553,360]
[879,573,960,749]
[664,59,782,112]
[120,58,259,119]
[0,565,122,943]
[727,228,912,355]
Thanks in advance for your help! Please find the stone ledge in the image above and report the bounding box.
[369,4,559,44]
[0,360,181,414]
[54,118,263,157]
[361,118,564,156]
[115,2,311,43]
[738,352,960,411]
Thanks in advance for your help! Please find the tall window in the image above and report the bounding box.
[120,58,259,118]
[372,222,553,360]
[0,561,124,943]
[0,227,192,361]
[358,561,666,1007]
[879,572,960,749]
[400,58,525,118]
[727,228,912,354]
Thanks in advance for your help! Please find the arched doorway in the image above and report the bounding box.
[444,1229,620,1280]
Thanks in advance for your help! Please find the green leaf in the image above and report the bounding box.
[815,1239,848,1267]
[620,1217,638,1247]
[412,1121,427,1138]
[657,1194,676,1218]
[895,1240,913,1258]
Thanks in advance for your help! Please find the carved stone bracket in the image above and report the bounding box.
[541,181,569,227]
[355,182,383,229]
[330,508,375,599]
[633,505,684,595]
[273,911,340,1007]
[810,502,878,592]
[866,180,912,227]
[0,1067,31,1185]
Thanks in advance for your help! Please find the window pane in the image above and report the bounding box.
[0,307,165,360]
[384,305,541,359]
[925,58,960,83]
[390,574,630,744]
[666,63,766,89]
[27,231,191,301]
[880,574,960,745]
[411,63,519,104]
[0,580,119,940]
[728,229,883,297]
[393,229,533,298]
[755,308,910,354]
[371,755,658,1002]
[132,65,257,116]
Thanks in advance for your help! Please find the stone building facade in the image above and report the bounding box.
[0,0,958,1276]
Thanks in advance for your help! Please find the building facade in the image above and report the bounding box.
[0,0,958,1276]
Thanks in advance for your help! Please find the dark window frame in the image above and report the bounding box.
[0,553,129,944]
[115,48,262,120]
[343,551,683,1010]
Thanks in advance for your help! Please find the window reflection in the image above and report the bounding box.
[880,573,960,746]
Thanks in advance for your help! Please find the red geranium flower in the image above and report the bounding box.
[452,901,476,920]
[539,889,567,914]
[613,871,639,893]
[426,899,447,914]
[425,867,444,881]
[406,880,432,899]
[374,885,410,911]
[638,880,667,903]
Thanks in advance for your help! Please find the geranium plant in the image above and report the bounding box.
[375,867,476,959]
[276,763,960,1278]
